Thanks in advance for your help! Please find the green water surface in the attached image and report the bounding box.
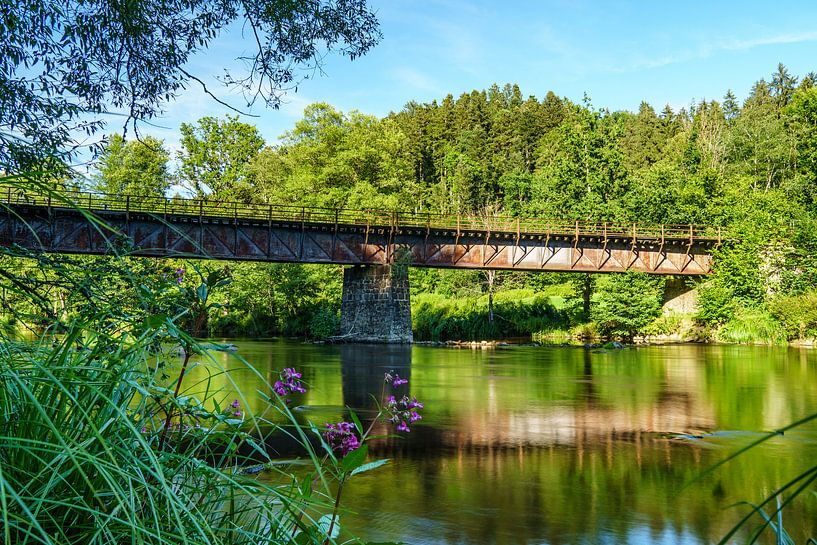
[189,341,817,545]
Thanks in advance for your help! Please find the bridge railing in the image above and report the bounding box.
[0,187,725,242]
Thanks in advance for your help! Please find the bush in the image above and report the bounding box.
[592,273,663,339]
[696,282,737,325]
[308,305,340,339]
[769,290,817,339]
[717,308,787,344]
[644,313,685,336]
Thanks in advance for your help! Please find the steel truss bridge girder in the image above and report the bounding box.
[0,205,717,275]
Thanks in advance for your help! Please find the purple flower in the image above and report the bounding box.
[234,410,242,417]
[273,381,288,395]
[272,368,306,397]
[382,371,423,432]
[322,421,360,457]
[175,267,185,285]
[230,399,240,409]
[289,381,306,394]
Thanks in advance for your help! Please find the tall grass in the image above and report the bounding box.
[412,289,568,341]
[0,178,374,544]
[717,308,787,345]
[0,294,354,544]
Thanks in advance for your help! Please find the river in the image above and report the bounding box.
[189,340,817,544]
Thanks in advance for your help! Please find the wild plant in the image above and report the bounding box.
[0,177,418,544]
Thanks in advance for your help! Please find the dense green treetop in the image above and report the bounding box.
[178,116,265,202]
[1,0,381,172]
[94,134,170,198]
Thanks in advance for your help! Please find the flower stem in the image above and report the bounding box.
[363,379,387,440]
[157,348,192,452]
[324,475,345,544]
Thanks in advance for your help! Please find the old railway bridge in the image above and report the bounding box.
[0,189,725,343]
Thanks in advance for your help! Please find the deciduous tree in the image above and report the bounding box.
[94,134,170,197]
[1,0,381,172]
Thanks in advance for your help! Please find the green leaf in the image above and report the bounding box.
[318,514,340,539]
[293,530,311,545]
[340,443,368,472]
[196,283,208,302]
[350,458,389,476]
[348,409,363,436]
[143,314,167,329]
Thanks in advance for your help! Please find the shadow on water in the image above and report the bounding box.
[236,343,413,459]
[339,343,411,409]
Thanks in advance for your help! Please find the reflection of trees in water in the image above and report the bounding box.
[193,341,817,544]
[346,437,817,545]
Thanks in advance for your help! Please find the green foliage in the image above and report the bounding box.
[250,104,415,209]
[591,273,664,339]
[412,291,567,341]
[787,87,817,205]
[769,291,817,339]
[717,308,787,344]
[1,0,381,172]
[531,102,626,220]
[308,306,340,340]
[178,115,265,201]
[696,282,738,325]
[208,263,342,338]
[643,313,686,336]
[94,134,170,197]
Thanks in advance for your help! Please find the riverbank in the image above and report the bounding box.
[412,291,815,346]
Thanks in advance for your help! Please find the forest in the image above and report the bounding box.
[8,63,817,343]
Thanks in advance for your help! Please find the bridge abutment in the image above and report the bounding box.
[339,264,413,343]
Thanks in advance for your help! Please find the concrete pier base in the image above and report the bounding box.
[339,265,413,343]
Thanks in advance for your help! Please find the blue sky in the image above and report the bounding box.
[132,0,817,153]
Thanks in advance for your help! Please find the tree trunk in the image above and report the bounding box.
[582,276,592,320]
[486,270,495,324]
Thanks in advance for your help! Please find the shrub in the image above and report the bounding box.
[717,308,787,344]
[696,282,737,325]
[644,313,685,336]
[592,273,663,339]
[308,305,340,339]
[769,290,817,339]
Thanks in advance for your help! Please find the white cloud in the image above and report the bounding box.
[608,30,817,73]
[390,67,443,94]
[725,30,817,51]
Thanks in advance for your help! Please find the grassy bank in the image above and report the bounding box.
[411,288,817,346]
[412,289,569,341]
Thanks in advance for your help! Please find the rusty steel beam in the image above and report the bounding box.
[0,202,719,274]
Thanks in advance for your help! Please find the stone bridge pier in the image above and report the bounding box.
[339,264,413,343]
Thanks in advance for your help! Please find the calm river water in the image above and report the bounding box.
[193,341,817,544]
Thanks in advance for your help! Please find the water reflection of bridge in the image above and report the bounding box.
[338,345,714,461]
